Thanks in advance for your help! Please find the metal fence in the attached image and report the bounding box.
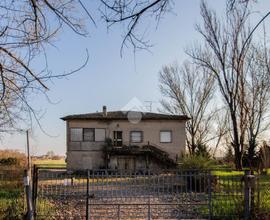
[33,168,211,219]
[209,173,245,218]
[256,174,270,219]
[32,167,270,220]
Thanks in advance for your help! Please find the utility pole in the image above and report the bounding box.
[25,129,34,220]
[26,130,31,170]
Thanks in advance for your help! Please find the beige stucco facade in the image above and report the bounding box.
[65,119,187,170]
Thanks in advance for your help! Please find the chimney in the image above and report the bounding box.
[103,106,107,116]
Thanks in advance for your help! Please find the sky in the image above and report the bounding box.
[1,0,270,156]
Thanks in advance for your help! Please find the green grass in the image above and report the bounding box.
[0,184,55,219]
[210,164,234,170]
[207,168,270,219]
[0,168,25,219]
[212,170,244,176]
[0,188,24,219]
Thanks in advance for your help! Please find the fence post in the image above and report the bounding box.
[86,170,90,220]
[148,197,151,220]
[147,169,151,220]
[244,170,256,220]
[250,170,255,217]
[24,169,34,220]
[32,165,38,216]
[31,165,35,205]
[257,176,260,212]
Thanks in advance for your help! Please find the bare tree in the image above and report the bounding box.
[99,0,269,57]
[99,0,173,55]
[0,0,93,133]
[188,1,270,170]
[159,61,216,155]
[211,111,229,158]
[188,1,252,170]
[244,44,270,167]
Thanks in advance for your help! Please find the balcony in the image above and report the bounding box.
[103,141,177,168]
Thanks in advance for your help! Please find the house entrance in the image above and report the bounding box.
[117,156,135,170]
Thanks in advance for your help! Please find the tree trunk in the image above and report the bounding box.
[231,111,243,170]
[248,139,256,168]
[234,149,243,170]
[191,135,196,155]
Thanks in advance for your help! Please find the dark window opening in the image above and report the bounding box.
[113,131,123,146]
[83,128,95,141]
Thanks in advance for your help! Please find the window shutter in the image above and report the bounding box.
[160,131,172,143]
[95,129,106,142]
[70,128,83,141]
[130,131,142,143]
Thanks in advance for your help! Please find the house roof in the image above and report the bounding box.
[61,111,189,121]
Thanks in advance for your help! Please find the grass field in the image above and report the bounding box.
[32,158,66,166]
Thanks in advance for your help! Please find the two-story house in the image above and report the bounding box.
[61,106,189,170]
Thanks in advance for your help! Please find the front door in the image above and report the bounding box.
[113,131,123,146]
[117,157,135,170]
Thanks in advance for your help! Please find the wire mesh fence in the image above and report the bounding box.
[210,173,245,218]
[256,174,270,219]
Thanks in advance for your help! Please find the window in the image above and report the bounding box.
[130,131,143,143]
[95,129,106,142]
[160,131,172,143]
[113,131,123,146]
[70,128,82,141]
[70,128,106,142]
[83,128,94,141]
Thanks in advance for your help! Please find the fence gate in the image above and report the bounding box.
[32,167,211,219]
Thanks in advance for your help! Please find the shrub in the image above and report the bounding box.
[195,143,211,159]
[224,145,234,164]
[0,150,26,168]
[179,154,216,170]
[258,142,270,173]
[0,157,18,165]
[51,155,62,160]
[178,155,216,193]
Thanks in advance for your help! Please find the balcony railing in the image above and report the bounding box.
[104,141,177,167]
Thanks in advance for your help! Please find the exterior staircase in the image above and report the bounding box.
[142,143,177,168]
[104,139,178,168]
